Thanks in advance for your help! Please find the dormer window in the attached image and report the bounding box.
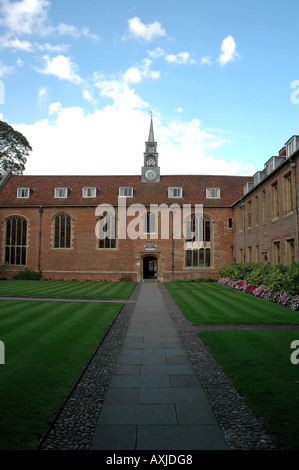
[168,187,183,198]
[206,188,220,199]
[119,187,134,197]
[54,188,68,198]
[82,187,97,198]
[17,188,30,199]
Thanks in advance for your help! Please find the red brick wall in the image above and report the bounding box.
[233,157,298,265]
[1,204,235,281]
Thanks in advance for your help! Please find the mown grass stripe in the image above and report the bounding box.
[0,299,122,450]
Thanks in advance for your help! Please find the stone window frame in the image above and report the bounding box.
[119,187,134,198]
[285,238,295,264]
[96,212,117,250]
[272,240,281,264]
[184,212,213,269]
[271,180,279,221]
[82,187,97,198]
[51,211,74,249]
[3,214,29,266]
[168,187,183,199]
[283,171,293,216]
[17,188,30,199]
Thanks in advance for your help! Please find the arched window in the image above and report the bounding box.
[5,216,27,265]
[53,213,72,248]
[97,213,116,249]
[185,213,212,268]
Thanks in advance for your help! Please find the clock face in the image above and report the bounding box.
[145,169,157,181]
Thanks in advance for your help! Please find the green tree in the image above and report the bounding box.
[0,120,32,178]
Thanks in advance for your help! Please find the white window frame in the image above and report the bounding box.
[206,188,220,199]
[119,187,134,197]
[82,187,97,198]
[168,187,183,198]
[54,187,68,198]
[17,188,30,199]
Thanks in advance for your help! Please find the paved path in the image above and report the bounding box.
[90,281,228,450]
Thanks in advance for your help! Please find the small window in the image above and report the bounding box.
[168,187,183,198]
[55,188,68,198]
[206,188,220,199]
[119,187,134,197]
[82,187,97,198]
[17,188,30,198]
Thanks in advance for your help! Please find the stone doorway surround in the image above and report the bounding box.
[137,249,163,282]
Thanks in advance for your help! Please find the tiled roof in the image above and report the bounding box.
[0,173,252,207]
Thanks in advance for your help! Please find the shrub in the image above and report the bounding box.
[264,264,287,292]
[219,263,257,281]
[284,262,299,295]
[245,264,271,287]
[0,264,7,280]
[119,274,133,282]
[13,269,42,280]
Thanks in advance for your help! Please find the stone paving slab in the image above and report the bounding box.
[90,281,229,451]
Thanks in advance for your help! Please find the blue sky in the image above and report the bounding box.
[0,0,298,176]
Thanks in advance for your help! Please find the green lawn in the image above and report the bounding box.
[198,331,299,450]
[0,299,122,450]
[0,280,135,299]
[165,282,299,324]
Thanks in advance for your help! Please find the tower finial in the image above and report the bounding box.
[148,111,155,142]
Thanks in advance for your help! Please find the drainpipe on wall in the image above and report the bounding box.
[291,156,298,261]
[171,210,174,280]
[38,206,43,272]
[242,200,246,262]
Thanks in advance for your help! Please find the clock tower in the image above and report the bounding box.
[141,115,160,182]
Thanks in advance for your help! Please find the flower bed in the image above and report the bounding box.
[218,277,299,311]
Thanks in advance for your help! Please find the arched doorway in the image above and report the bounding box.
[143,255,158,279]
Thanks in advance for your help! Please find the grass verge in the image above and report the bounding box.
[0,280,136,299]
[198,330,299,450]
[165,283,299,324]
[0,299,122,450]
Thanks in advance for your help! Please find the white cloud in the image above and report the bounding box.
[16,99,250,177]
[56,23,100,42]
[123,17,166,42]
[0,0,51,35]
[218,35,240,66]
[38,85,49,106]
[0,0,99,41]
[0,61,14,77]
[175,107,183,113]
[165,52,195,65]
[35,42,69,53]
[147,47,165,59]
[48,101,62,115]
[82,90,96,105]
[0,34,33,51]
[201,56,213,66]
[36,55,83,84]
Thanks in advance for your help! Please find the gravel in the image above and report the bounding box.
[38,282,281,451]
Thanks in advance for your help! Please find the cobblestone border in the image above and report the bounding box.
[159,283,281,450]
[38,283,140,450]
[39,282,283,451]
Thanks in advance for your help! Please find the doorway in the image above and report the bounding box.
[143,256,157,279]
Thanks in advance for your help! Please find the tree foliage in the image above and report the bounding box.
[0,120,32,178]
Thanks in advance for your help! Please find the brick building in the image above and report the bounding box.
[233,135,299,266]
[0,119,298,281]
